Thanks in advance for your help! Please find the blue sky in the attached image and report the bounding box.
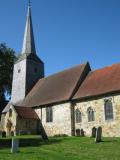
[0,0,120,76]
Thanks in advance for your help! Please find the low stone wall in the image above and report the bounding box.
[0,137,42,149]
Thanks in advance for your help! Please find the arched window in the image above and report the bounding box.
[104,99,113,120]
[87,107,95,122]
[46,107,53,122]
[75,109,82,123]
[9,109,12,117]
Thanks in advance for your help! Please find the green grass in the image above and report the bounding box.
[0,136,120,160]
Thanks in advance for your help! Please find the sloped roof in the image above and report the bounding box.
[73,63,120,100]
[14,106,39,119]
[0,100,8,113]
[20,62,90,107]
[2,102,12,113]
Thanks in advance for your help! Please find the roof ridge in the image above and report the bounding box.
[38,62,89,81]
[21,62,91,107]
[69,62,91,99]
[25,62,89,98]
[72,62,120,101]
[91,62,120,73]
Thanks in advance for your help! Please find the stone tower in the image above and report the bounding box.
[11,3,44,103]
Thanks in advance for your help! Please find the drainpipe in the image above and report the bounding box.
[71,102,76,136]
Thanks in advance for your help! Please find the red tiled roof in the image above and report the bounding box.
[73,63,120,100]
[14,106,39,119]
[20,62,90,107]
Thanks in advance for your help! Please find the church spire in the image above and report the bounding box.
[22,1,36,55]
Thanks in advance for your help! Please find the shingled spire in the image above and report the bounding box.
[22,1,36,55]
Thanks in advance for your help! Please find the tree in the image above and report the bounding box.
[0,43,16,112]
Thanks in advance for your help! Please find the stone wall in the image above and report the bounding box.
[2,105,17,136]
[74,94,120,137]
[1,105,38,136]
[0,113,5,131]
[11,59,26,103]
[35,103,72,136]
[26,58,44,94]
[11,56,44,103]
[35,94,120,137]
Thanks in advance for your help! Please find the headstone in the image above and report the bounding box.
[11,138,19,153]
[81,129,85,137]
[92,127,96,137]
[11,131,14,137]
[76,129,80,136]
[2,131,6,138]
[95,127,102,143]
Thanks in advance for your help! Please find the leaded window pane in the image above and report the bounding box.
[75,109,82,123]
[46,107,53,122]
[87,107,95,122]
[104,100,113,120]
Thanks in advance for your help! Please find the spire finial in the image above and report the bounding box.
[28,0,31,7]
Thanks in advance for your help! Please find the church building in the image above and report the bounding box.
[1,3,120,137]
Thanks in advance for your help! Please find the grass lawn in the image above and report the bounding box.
[0,136,120,160]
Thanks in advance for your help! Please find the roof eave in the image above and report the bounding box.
[32,99,71,109]
[72,90,120,102]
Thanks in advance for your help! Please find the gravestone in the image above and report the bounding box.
[81,129,85,137]
[92,127,96,137]
[95,127,102,143]
[76,129,80,136]
[11,131,14,137]
[2,131,6,138]
[11,138,19,153]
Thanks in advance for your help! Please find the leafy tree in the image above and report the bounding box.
[0,43,16,111]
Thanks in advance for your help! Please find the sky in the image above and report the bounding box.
[0,0,120,76]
